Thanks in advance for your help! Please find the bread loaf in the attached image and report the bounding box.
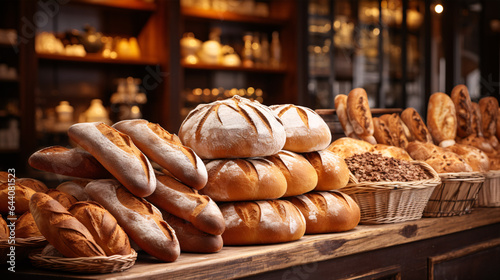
[0,183,36,214]
[146,172,225,236]
[85,180,180,262]
[425,152,473,173]
[113,119,208,190]
[270,104,332,152]
[479,97,499,138]
[0,215,8,239]
[427,92,457,147]
[220,200,306,245]
[178,96,286,159]
[372,117,394,146]
[303,149,350,191]
[287,191,360,234]
[380,113,409,149]
[456,134,494,154]
[0,171,12,183]
[445,144,490,172]
[15,211,42,238]
[471,102,484,137]
[346,88,376,144]
[373,144,413,161]
[201,158,287,202]
[28,146,111,179]
[162,212,223,253]
[45,189,78,209]
[29,192,106,258]
[497,108,500,140]
[405,141,443,161]
[400,107,433,143]
[334,94,357,139]
[265,151,318,197]
[327,137,374,159]
[68,122,156,197]
[17,178,48,193]
[69,201,132,256]
[451,85,474,138]
[56,179,91,201]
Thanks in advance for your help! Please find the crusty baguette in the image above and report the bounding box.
[372,117,394,146]
[28,146,112,179]
[69,201,132,256]
[380,114,409,149]
[68,122,156,197]
[471,102,484,137]
[479,97,499,138]
[45,189,78,209]
[334,94,358,139]
[29,192,106,258]
[17,178,48,193]
[85,179,180,262]
[146,172,225,236]
[56,179,91,201]
[15,211,42,238]
[427,92,457,147]
[400,107,433,143]
[346,88,376,144]
[451,84,473,138]
[113,119,208,190]
[0,183,36,215]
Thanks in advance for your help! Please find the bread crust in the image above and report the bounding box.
[327,137,375,159]
[17,178,48,193]
[0,215,8,239]
[15,212,42,238]
[479,97,499,138]
[471,102,484,137]
[303,150,350,191]
[380,114,409,148]
[451,85,474,138]
[445,144,490,172]
[400,108,433,143]
[45,189,78,209]
[346,88,374,139]
[372,117,394,146]
[334,94,357,138]
[427,92,457,147]
[0,183,36,215]
[56,180,91,201]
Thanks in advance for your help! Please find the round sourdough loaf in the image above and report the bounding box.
[265,150,318,197]
[220,200,306,245]
[178,96,286,159]
[269,104,331,152]
[200,158,287,202]
[303,149,350,191]
[286,191,360,234]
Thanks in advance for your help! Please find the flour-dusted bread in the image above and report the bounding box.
[451,84,474,138]
[178,96,286,159]
[427,92,457,147]
[303,149,350,191]
[270,104,332,153]
[56,179,91,201]
[400,108,433,143]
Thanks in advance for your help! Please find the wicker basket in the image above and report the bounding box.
[423,172,485,217]
[29,249,137,274]
[0,236,47,263]
[476,170,500,207]
[342,161,441,224]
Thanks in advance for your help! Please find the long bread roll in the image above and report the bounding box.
[346,88,376,144]
[334,94,357,139]
[479,96,499,138]
[427,92,457,147]
[400,107,433,143]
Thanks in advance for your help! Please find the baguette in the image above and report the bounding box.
[427,92,457,147]
[400,107,433,143]
[113,119,208,190]
[17,178,48,193]
[479,97,499,138]
[45,189,78,209]
[85,179,180,262]
[372,117,394,146]
[68,122,156,197]
[346,88,376,144]
[29,192,106,258]
[15,211,42,238]
[28,146,111,179]
[69,201,132,256]
[56,179,91,201]
[334,94,358,139]
[451,84,473,138]
[471,102,484,137]
[146,172,225,236]
[380,113,409,149]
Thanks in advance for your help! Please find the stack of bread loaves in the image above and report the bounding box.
[178,96,359,243]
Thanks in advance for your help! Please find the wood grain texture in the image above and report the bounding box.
[15,208,500,280]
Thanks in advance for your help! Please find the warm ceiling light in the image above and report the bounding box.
[435,4,443,14]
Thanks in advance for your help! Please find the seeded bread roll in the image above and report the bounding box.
[451,85,474,138]
[445,144,490,172]
[334,94,358,139]
[372,117,394,146]
[0,183,36,215]
[400,107,433,143]
[220,200,306,245]
[427,92,457,147]
[265,151,318,197]
[303,149,350,191]
[29,192,106,258]
[17,178,48,193]
[68,122,156,197]
[287,191,360,234]
[346,88,376,144]
[113,119,208,190]
[201,158,287,202]
[56,179,91,201]
[179,96,286,159]
[28,146,112,179]
[456,134,494,154]
[0,215,8,239]
[479,97,499,138]
[15,212,42,238]
[69,201,132,256]
[425,152,473,173]
[45,189,78,209]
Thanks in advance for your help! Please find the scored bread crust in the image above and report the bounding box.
[471,102,484,137]
[379,114,409,149]
[0,183,36,214]
[346,88,375,141]
[178,96,286,159]
[303,149,350,191]
[451,85,474,138]
[15,212,42,238]
[0,215,9,239]
[445,144,490,172]
[113,119,208,190]
[427,92,457,147]
[56,179,91,201]
[372,117,394,146]
[45,189,78,209]
[327,137,375,159]
[400,107,433,143]
[335,94,358,139]
[479,97,499,138]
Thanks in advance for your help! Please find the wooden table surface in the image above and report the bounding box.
[15,207,500,280]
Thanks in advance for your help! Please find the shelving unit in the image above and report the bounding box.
[37,53,160,65]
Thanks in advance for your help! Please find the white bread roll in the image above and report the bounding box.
[270,104,331,152]
[427,92,457,147]
[178,96,286,159]
[303,149,350,191]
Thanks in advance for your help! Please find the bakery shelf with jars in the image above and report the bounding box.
[178,0,298,118]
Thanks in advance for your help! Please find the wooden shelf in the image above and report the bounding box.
[70,0,157,11]
[37,53,159,66]
[182,62,287,74]
[181,6,288,26]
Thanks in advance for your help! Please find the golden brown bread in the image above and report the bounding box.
[405,141,443,161]
[68,122,156,197]
[427,92,457,147]
[28,146,112,179]
[85,180,180,262]
[303,150,350,191]
[373,144,413,161]
[29,192,106,258]
[15,211,42,238]
[424,152,473,173]
[178,96,286,159]
[45,189,78,209]
[400,107,433,143]
[451,85,474,138]
[56,179,91,201]
[17,178,48,193]
[471,102,484,137]
[113,119,208,190]
[200,158,287,202]
[479,97,499,138]
[327,137,375,159]
[346,88,376,144]
[220,200,306,245]
[146,172,225,236]
[265,150,318,197]
[69,201,132,256]
[0,183,36,215]
[380,113,409,149]
[445,144,490,172]
[334,94,357,139]
[372,117,394,146]
[0,171,12,183]
[456,134,494,154]
[270,104,332,152]
[286,191,360,234]
[0,215,10,239]
[497,108,500,140]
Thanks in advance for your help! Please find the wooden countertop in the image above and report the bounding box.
[16,207,500,280]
